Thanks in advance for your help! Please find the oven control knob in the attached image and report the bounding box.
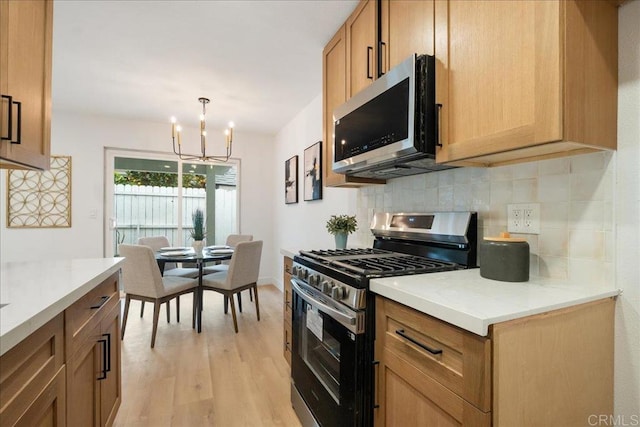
[297,268,308,280]
[291,266,298,276]
[309,274,320,286]
[321,280,332,294]
[331,285,345,300]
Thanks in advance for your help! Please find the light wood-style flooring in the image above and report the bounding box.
[113,285,302,427]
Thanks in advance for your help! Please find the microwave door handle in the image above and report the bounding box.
[291,279,356,326]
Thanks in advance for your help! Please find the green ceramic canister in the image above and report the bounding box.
[480,232,530,282]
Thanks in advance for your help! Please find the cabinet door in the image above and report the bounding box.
[322,25,384,188]
[346,0,377,97]
[0,0,52,170]
[13,366,66,427]
[100,301,122,427]
[283,257,293,365]
[434,0,562,164]
[380,0,434,74]
[67,323,102,427]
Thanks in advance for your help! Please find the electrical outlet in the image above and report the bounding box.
[508,203,540,234]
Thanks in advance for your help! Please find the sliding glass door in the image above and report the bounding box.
[104,149,239,256]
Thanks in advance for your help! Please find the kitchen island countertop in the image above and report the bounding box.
[0,257,124,356]
[370,268,620,336]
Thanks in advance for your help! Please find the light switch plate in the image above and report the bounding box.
[507,203,540,234]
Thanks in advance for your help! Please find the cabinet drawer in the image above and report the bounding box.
[376,297,491,412]
[65,272,119,358]
[0,313,64,424]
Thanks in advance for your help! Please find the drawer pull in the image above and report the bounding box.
[90,295,109,309]
[395,329,443,355]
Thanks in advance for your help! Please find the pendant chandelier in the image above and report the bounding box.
[171,97,234,162]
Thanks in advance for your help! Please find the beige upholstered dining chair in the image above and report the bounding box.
[137,236,199,278]
[119,244,198,348]
[137,236,199,321]
[201,240,263,333]
[202,234,253,274]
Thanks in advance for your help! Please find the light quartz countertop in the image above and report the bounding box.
[0,257,125,356]
[280,248,297,259]
[370,268,620,336]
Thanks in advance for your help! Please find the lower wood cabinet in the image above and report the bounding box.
[66,272,122,427]
[375,296,615,426]
[0,271,121,427]
[0,314,66,426]
[283,256,293,365]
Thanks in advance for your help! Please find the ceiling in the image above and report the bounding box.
[52,0,359,135]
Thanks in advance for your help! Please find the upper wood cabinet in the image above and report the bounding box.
[434,0,618,167]
[0,0,53,171]
[380,0,435,73]
[346,0,378,97]
[323,24,384,187]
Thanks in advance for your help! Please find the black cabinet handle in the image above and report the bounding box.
[435,104,443,147]
[97,337,108,380]
[1,95,12,141]
[90,295,109,309]
[13,100,21,145]
[395,329,443,355]
[373,360,380,409]
[367,46,374,80]
[379,41,387,76]
[103,333,111,373]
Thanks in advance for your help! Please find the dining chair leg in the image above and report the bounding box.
[176,296,180,323]
[140,300,145,318]
[223,296,228,314]
[166,301,170,323]
[253,284,260,321]
[151,301,161,348]
[237,292,243,313]
[249,288,253,302]
[121,295,131,340]
[228,293,239,333]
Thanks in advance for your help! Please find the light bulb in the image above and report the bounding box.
[170,116,177,123]
[228,121,234,128]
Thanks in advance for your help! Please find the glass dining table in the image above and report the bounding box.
[155,249,233,333]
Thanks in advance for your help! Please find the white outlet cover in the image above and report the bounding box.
[507,203,540,234]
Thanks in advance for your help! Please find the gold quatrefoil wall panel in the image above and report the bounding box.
[7,156,72,228]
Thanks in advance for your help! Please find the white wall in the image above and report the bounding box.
[271,93,357,289]
[614,0,640,417]
[0,112,277,283]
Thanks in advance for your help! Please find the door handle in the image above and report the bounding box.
[373,360,380,409]
[367,46,374,80]
[379,41,387,76]
[1,95,12,141]
[435,104,443,147]
[97,336,108,380]
[103,333,111,373]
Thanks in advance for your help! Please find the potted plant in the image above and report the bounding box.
[326,214,358,249]
[191,208,206,254]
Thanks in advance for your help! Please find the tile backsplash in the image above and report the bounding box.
[356,151,615,284]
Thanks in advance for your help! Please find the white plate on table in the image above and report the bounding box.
[206,248,234,255]
[159,247,191,252]
[160,250,193,257]
[205,245,231,250]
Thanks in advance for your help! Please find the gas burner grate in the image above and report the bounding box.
[300,248,390,261]
[332,255,458,276]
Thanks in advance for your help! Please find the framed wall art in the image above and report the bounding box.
[7,155,72,228]
[285,155,298,204]
[303,141,322,201]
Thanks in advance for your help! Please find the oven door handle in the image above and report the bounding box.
[291,279,356,326]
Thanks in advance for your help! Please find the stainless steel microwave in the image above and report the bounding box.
[332,54,453,179]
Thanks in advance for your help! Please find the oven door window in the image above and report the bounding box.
[300,302,342,402]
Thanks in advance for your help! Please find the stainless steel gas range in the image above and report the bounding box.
[290,211,478,427]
